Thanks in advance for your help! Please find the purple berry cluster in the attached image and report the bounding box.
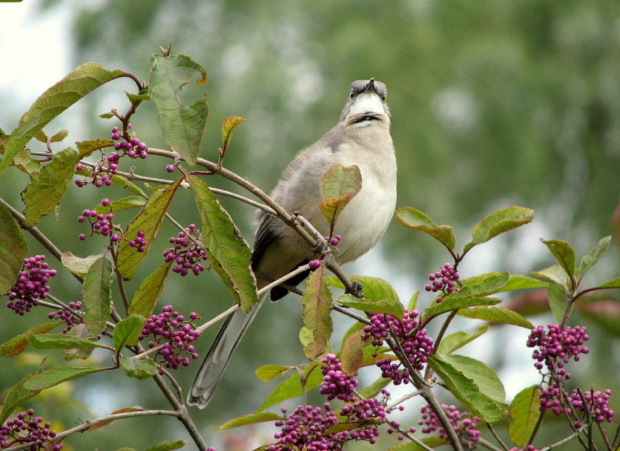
[74,124,148,188]
[339,393,389,444]
[319,353,358,402]
[527,325,613,423]
[508,446,538,451]
[568,388,614,424]
[77,199,119,242]
[419,404,481,446]
[163,225,208,276]
[128,230,147,253]
[527,324,589,378]
[363,310,434,384]
[270,404,341,451]
[47,301,84,334]
[424,263,460,303]
[270,364,394,450]
[270,397,389,451]
[0,409,62,450]
[138,305,201,375]
[540,381,614,423]
[7,256,57,315]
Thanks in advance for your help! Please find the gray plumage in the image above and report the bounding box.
[188,79,397,408]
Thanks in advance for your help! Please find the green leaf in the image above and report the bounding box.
[338,294,404,320]
[579,236,611,278]
[219,412,282,430]
[128,260,173,317]
[0,63,127,175]
[327,276,399,302]
[423,295,500,323]
[149,53,208,165]
[113,315,146,351]
[188,175,258,313]
[94,196,146,214]
[255,365,293,382]
[428,354,505,422]
[61,252,103,277]
[358,376,391,399]
[0,203,27,293]
[341,329,365,376]
[442,354,506,404]
[459,272,510,297]
[257,363,323,412]
[144,441,186,451]
[408,291,419,311]
[117,178,182,280]
[340,320,366,349]
[501,274,549,292]
[301,266,333,360]
[531,263,567,286]
[541,239,576,281]
[13,148,42,175]
[120,355,157,379]
[21,147,81,226]
[23,366,104,391]
[125,90,150,103]
[0,375,41,424]
[457,306,534,329]
[436,325,489,355]
[463,206,534,253]
[76,139,114,158]
[62,324,94,361]
[361,346,394,367]
[221,116,246,154]
[319,164,362,231]
[548,281,567,324]
[320,164,362,201]
[508,385,541,446]
[82,256,113,340]
[395,207,456,250]
[0,322,62,357]
[597,277,620,289]
[27,333,109,351]
[50,129,69,142]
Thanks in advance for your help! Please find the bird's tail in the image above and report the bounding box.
[187,295,266,408]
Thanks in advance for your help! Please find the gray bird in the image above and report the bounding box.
[188,78,397,408]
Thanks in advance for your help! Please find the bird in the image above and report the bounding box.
[188,78,397,408]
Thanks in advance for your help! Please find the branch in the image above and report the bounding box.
[4,409,182,451]
[0,197,82,284]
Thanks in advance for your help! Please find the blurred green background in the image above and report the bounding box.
[1,1,619,450]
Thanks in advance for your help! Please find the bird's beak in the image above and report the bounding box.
[364,78,376,94]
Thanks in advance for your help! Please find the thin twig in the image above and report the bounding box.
[195,304,240,334]
[332,304,371,325]
[486,423,509,450]
[477,437,503,451]
[257,264,312,297]
[539,425,587,451]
